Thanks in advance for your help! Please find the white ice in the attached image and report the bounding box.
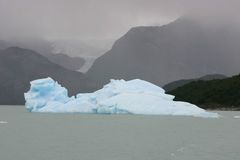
[0,121,8,124]
[24,77,219,118]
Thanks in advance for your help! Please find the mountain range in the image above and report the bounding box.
[86,17,240,89]
[1,17,240,106]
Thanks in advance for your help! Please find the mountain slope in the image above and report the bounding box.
[44,53,85,71]
[0,47,93,104]
[0,39,86,71]
[163,74,227,92]
[86,17,240,89]
[168,74,240,109]
[0,40,8,50]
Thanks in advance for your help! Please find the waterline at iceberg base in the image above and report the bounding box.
[24,77,219,118]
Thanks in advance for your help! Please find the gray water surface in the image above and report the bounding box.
[0,105,239,160]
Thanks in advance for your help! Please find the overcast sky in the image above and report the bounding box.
[0,0,239,41]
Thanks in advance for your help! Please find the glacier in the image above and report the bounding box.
[24,77,219,118]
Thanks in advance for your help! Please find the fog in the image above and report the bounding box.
[0,0,239,41]
[0,0,240,57]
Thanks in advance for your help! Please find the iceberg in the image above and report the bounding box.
[24,77,219,118]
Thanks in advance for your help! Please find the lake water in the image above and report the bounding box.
[0,105,239,160]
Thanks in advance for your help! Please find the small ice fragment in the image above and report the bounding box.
[177,147,185,152]
[0,121,8,124]
[170,153,175,157]
[234,116,240,119]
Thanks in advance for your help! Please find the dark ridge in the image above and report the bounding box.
[0,47,94,104]
[163,74,227,92]
[168,74,240,110]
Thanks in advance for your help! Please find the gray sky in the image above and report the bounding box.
[0,0,239,41]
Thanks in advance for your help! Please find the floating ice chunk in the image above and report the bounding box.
[0,121,8,124]
[24,77,219,118]
[234,116,240,119]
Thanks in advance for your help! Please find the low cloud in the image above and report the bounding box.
[0,0,239,41]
